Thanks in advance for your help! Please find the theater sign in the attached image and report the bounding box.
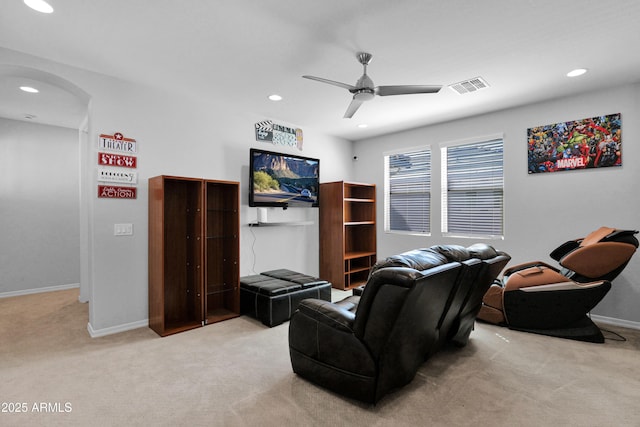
[98,185,137,199]
[97,168,138,184]
[98,152,137,168]
[99,132,137,154]
[97,132,139,199]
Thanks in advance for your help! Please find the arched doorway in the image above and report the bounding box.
[0,64,91,305]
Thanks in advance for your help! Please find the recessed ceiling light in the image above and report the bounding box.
[20,86,39,93]
[268,94,282,101]
[24,0,54,13]
[567,68,588,77]
[357,124,368,128]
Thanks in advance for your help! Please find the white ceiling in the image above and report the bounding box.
[1,0,640,140]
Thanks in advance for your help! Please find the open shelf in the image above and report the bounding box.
[345,250,377,259]
[320,181,377,290]
[248,221,314,227]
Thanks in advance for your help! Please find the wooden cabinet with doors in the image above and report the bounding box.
[320,181,377,290]
[148,175,239,337]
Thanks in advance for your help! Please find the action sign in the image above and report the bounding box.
[98,185,137,199]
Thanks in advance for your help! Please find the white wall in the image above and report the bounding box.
[353,83,640,324]
[84,83,352,335]
[0,48,353,335]
[7,44,637,331]
[0,118,80,294]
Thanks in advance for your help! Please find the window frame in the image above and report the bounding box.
[383,146,432,236]
[440,135,504,240]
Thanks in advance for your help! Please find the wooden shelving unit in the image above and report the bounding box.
[148,175,239,337]
[204,180,240,324]
[320,181,377,290]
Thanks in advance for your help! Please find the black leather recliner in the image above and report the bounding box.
[288,244,510,403]
[478,227,639,342]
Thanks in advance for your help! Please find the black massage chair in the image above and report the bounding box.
[478,227,638,342]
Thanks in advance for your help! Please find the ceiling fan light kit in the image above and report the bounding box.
[303,52,442,118]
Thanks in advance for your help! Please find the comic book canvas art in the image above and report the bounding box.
[527,113,621,173]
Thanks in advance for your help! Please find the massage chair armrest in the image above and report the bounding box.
[503,262,571,291]
[550,240,581,261]
[503,261,559,277]
[517,280,608,292]
[297,299,356,333]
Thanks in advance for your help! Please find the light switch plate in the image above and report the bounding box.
[114,223,133,236]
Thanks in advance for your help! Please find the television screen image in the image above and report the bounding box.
[249,148,320,208]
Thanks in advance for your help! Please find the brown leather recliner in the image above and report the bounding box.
[478,227,639,342]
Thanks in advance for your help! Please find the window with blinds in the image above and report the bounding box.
[441,138,503,238]
[384,148,431,234]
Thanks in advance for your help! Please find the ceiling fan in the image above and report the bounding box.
[303,52,442,118]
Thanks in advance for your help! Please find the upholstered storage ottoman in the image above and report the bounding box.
[240,269,331,327]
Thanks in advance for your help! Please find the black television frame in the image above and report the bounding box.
[249,148,320,209]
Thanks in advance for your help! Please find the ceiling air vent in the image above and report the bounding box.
[449,77,489,95]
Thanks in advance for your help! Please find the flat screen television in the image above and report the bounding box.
[249,148,320,208]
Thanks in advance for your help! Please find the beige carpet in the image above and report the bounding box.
[1,288,639,427]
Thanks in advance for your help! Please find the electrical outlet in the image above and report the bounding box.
[114,223,133,236]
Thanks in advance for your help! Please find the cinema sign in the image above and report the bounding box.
[98,152,137,168]
[99,132,137,154]
[98,185,137,199]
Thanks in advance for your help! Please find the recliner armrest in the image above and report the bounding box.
[297,299,355,333]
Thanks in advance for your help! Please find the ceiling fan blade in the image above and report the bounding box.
[343,97,364,118]
[376,85,442,96]
[303,75,357,91]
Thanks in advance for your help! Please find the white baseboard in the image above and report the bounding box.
[591,314,640,331]
[87,319,148,338]
[0,283,80,299]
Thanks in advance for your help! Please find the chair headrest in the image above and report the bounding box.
[373,248,449,272]
[372,243,500,274]
[467,243,500,260]
[580,226,617,247]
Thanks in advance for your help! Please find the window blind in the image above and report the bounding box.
[441,139,503,238]
[385,148,431,234]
